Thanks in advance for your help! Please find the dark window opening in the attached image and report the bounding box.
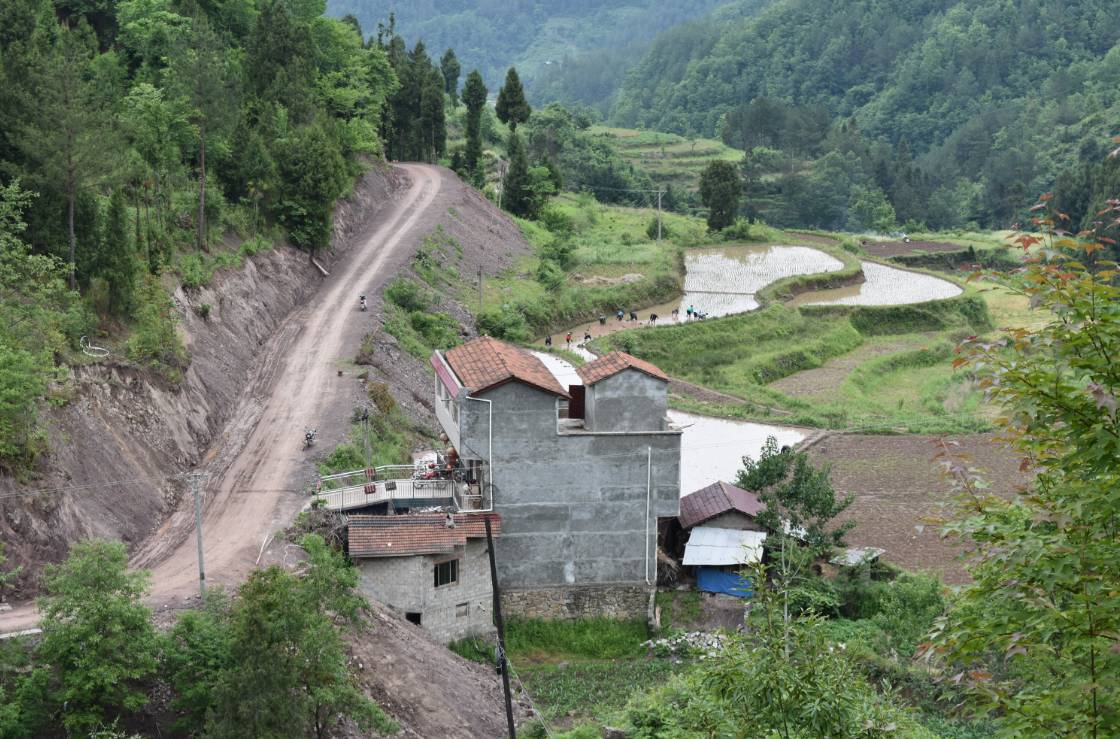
[434,559,459,587]
[406,612,422,625]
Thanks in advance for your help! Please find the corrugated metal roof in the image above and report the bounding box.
[682,526,767,566]
[829,547,886,567]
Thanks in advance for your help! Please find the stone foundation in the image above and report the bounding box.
[502,585,652,620]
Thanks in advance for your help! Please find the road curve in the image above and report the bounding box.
[1,164,442,632]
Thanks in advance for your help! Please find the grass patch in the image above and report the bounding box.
[506,617,649,662]
[383,277,461,360]
[517,660,679,724]
[654,590,702,632]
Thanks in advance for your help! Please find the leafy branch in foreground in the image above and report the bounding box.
[925,190,1120,737]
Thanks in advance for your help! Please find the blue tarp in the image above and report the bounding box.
[697,567,752,598]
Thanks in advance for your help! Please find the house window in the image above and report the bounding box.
[406,612,422,626]
[455,602,470,618]
[434,559,459,587]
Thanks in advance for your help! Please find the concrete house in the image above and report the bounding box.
[430,338,682,618]
[349,512,501,642]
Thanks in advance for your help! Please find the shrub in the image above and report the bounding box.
[539,205,573,235]
[720,217,753,241]
[384,278,430,312]
[178,254,207,290]
[645,217,670,240]
[196,303,212,320]
[126,276,186,380]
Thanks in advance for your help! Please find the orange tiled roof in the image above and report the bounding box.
[443,337,568,397]
[577,351,669,386]
[348,512,501,558]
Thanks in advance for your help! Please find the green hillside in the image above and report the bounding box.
[323,0,731,101]
[610,0,1120,230]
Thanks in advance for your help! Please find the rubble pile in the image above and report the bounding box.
[643,631,728,659]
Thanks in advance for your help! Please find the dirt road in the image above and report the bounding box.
[1,164,442,632]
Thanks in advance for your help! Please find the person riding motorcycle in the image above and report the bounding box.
[359,295,367,311]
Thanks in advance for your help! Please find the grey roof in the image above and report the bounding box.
[682,526,767,566]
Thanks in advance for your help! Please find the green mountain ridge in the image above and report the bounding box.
[606,0,1120,229]
[323,0,732,97]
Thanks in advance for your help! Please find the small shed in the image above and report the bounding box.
[678,480,766,532]
[682,526,766,598]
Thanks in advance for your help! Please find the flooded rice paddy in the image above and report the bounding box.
[788,261,962,307]
[532,351,806,493]
[654,244,846,319]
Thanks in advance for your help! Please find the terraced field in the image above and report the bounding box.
[587,125,744,191]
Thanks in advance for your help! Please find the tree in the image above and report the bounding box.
[440,48,460,105]
[501,130,533,217]
[16,19,118,289]
[419,66,447,162]
[98,188,136,315]
[0,181,81,470]
[928,195,1120,737]
[204,535,392,738]
[698,159,741,231]
[737,435,853,557]
[848,184,896,232]
[169,12,236,252]
[495,66,530,132]
[461,70,487,180]
[0,541,22,599]
[34,540,158,735]
[272,119,348,255]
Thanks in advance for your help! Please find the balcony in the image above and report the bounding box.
[314,463,488,512]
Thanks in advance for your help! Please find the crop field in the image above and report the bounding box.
[587,125,744,190]
[789,262,963,306]
[806,432,1031,583]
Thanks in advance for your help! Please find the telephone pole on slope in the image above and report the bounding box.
[189,472,206,598]
[656,188,663,242]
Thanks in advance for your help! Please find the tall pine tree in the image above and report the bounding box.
[462,70,487,181]
[16,19,118,289]
[495,67,530,132]
[502,130,532,217]
[440,48,459,106]
[99,188,136,316]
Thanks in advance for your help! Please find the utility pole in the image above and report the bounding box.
[496,161,506,210]
[485,517,516,738]
[478,265,483,316]
[656,189,663,242]
[190,472,206,599]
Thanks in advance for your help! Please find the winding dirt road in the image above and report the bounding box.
[1,164,442,632]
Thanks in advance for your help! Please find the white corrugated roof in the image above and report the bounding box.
[683,527,767,566]
[829,547,886,567]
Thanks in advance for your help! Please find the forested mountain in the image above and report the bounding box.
[611,0,1120,230]
[0,0,447,470]
[323,0,731,105]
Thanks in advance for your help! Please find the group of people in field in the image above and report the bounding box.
[543,302,710,350]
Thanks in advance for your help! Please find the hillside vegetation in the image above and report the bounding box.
[323,0,731,106]
[607,0,1120,230]
[0,0,459,471]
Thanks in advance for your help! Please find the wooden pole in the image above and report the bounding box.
[485,517,516,738]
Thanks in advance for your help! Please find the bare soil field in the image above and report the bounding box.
[806,433,1030,583]
[862,240,969,258]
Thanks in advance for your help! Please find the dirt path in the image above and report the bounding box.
[767,337,924,398]
[1,164,444,632]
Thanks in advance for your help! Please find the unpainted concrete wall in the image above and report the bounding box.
[355,539,494,643]
[453,381,681,592]
[584,370,668,432]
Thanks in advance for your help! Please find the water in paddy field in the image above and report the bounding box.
[649,244,846,319]
[668,411,805,495]
[531,352,806,493]
[789,261,962,307]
